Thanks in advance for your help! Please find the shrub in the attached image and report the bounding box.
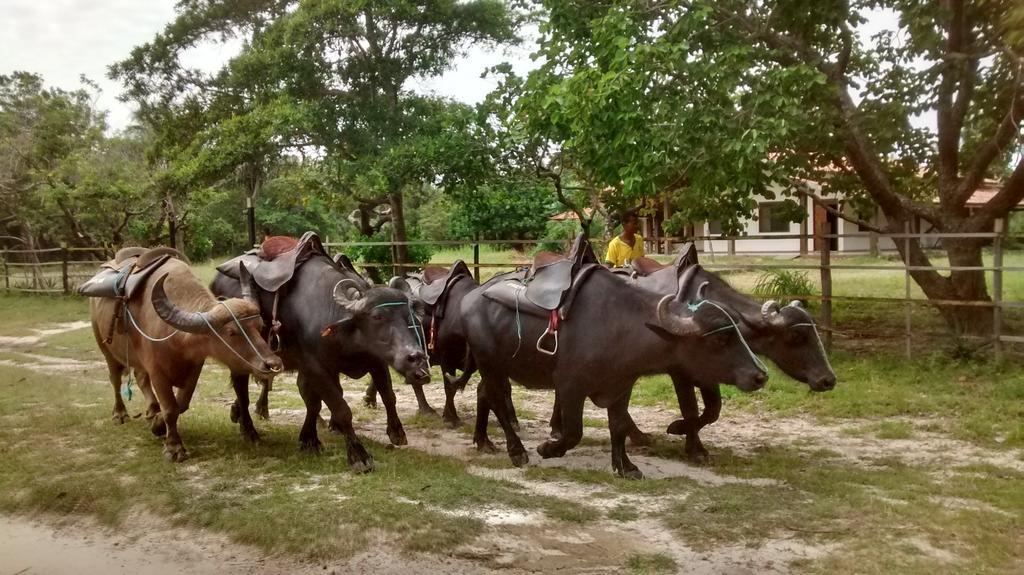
[752,269,815,305]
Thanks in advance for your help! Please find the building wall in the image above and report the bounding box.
[696,187,907,253]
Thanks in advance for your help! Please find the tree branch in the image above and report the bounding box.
[796,186,886,234]
[965,157,1024,229]
[937,0,967,201]
[955,77,1024,205]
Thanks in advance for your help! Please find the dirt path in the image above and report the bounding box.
[0,514,512,575]
[3,321,1021,574]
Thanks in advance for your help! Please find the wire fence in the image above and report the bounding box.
[4,223,1021,360]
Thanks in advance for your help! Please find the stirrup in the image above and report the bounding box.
[536,328,558,356]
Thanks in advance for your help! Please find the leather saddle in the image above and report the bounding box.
[416,260,472,314]
[483,234,601,319]
[522,233,599,310]
[216,231,327,292]
[77,246,184,300]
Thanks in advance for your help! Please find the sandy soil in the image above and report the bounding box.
[2,320,1020,574]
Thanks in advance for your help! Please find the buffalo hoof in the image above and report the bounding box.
[350,457,374,474]
[151,416,167,437]
[316,415,328,429]
[666,419,692,436]
[536,441,566,459]
[387,424,408,446]
[299,438,323,453]
[417,405,439,418]
[509,450,530,467]
[616,466,644,480]
[685,449,711,465]
[443,416,463,429]
[163,444,188,463]
[509,419,521,433]
[363,396,378,409]
[628,431,654,447]
[112,411,129,425]
[240,425,260,443]
[347,445,374,473]
[475,438,498,454]
[255,402,270,421]
[229,403,240,424]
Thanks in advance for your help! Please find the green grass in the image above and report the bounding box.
[0,363,595,559]
[0,293,89,336]
[1,291,1023,572]
[630,350,1024,449]
[627,552,677,574]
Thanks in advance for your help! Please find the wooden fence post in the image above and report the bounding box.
[993,218,1004,362]
[2,252,8,292]
[473,235,480,282]
[61,244,70,295]
[818,222,832,352]
[904,221,912,358]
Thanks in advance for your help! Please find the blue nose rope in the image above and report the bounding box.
[792,318,834,374]
[687,299,768,374]
[374,301,429,364]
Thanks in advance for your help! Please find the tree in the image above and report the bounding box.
[113,0,521,267]
[0,72,155,255]
[507,0,1024,334]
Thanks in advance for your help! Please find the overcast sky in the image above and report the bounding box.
[0,0,536,132]
[3,2,917,136]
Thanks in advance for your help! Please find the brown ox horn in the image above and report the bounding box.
[151,274,212,334]
[656,294,701,337]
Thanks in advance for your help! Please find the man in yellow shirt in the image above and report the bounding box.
[604,211,644,267]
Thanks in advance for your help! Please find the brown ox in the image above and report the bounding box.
[90,258,282,462]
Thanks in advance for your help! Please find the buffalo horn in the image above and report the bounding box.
[238,261,256,300]
[151,274,212,334]
[758,299,788,328]
[674,264,702,302]
[388,276,412,293]
[788,300,804,308]
[332,279,368,310]
[656,294,700,337]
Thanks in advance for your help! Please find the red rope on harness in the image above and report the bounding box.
[549,309,559,332]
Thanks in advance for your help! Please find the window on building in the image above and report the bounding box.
[707,220,723,235]
[757,202,791,233]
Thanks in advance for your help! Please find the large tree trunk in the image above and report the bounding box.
[389,191,409,276]
[889,217,993,336]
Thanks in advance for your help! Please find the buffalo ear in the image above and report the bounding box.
[320,310,356,337]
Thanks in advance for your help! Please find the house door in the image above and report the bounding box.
[813,203,839,251]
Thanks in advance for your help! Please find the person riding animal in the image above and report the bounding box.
[604,210,644,267]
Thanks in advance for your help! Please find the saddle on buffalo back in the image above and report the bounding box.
[416,260,472,315]
[216,231,328,292]
[483,234,601,319]
[522,233,599,310]
[77,246,186,301]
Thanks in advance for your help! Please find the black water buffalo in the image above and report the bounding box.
[211,254,429,472]
[461,265,768,478]
[610,258,837,461]
[369,265,479,427]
